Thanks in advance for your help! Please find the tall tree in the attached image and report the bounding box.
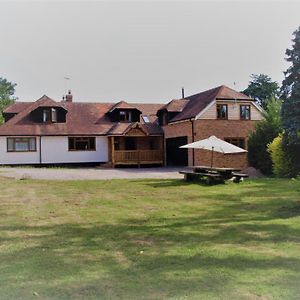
[243,74,280,110]
[281,26,300,176]
[0,77,17,123]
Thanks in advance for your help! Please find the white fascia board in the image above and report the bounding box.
[195,100,216,120]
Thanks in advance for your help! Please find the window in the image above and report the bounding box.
[43,109,51,122]
[142,115,150,123]
[225,138,246,149]
[68,137,96,151]
[240,105,251,120]
[119,110,132,122]
[51,108,57,122]
[43,108,57,123]
[217,104,228,119]
[7,137,36,152]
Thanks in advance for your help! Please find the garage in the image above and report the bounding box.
[166,136,188,166]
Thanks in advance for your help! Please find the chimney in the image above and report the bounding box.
[181,87,185,99]
[65,90,73,102]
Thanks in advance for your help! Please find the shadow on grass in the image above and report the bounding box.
[1,211,300,299]
[1,178,300,299]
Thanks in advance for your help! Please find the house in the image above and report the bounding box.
[0,85,264,168]
[0,92,164,166]
[159,85,264,169]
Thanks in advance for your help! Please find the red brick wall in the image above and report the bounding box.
[163,119,258,169]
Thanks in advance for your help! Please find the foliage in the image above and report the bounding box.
[247,98,282,175]
[0,177,300,299]
[0,77,17,123]
[243,74,280,110]
[268,134,292,177]
[281,26,300,176]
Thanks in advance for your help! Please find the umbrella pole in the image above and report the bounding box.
[211,146,214,168]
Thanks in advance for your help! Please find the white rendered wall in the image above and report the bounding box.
[0,136,108,165]
[0,136,40,164]
[41,136,108,164]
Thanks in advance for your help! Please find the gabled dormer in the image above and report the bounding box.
[156,99,189,125]
[29,95,68,123]
[107,101,142,123]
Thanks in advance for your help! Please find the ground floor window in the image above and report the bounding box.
[7,137,36,152]
[68,137,96,151]
[225,138,246,149]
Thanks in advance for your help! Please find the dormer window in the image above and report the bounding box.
[42,108,57,123]
[51,108,57,122]
[119,110,132,122]
[43,109,51,122]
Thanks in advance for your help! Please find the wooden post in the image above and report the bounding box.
[111,137,115,167]
[138,150,141,168]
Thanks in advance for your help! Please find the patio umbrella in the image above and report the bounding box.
[180,135,247,167]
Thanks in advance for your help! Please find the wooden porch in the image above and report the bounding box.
[110,135,164,167]
[114,149,164,166]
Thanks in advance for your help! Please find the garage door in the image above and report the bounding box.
[166,136,188,166]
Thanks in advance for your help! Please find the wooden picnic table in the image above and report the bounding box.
[180,165,248,184]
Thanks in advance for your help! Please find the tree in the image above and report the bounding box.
[247,98,282,175]
[281,26,300,176]
[243,74,280,110]
[0,77,17,123]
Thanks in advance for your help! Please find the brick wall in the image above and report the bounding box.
[163,119,258,169]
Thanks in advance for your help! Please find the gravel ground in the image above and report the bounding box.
[0,166,183,180]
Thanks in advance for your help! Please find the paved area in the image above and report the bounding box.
[0,166,183,180]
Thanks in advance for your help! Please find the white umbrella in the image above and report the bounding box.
[180,135,247,167]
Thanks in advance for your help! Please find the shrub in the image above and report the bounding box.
[247,98,282,175]
[268,134,292,177]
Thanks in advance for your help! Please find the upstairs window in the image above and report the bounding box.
[43,109,51,122]
[7,137,36,152]
[51,108,57,122]
[217,104,228,120]
[240,105,251,120]
[68,137,96,151]
[119,110,132,122]
[43,108,57,123]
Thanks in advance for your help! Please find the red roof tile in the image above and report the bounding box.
[0,96,164,136]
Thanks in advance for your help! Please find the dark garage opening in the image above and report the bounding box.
[166,136,188,166]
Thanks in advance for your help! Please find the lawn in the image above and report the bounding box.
[0,177,300,300]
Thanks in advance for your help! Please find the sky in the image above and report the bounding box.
[0,0,299,103]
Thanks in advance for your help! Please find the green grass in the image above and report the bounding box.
[0,177,300,299]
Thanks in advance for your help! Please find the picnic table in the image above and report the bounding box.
[179,165,248,184]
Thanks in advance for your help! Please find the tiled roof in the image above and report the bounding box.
[170,85,252,122]
[107,122,162,136]
[4,102,31,113]
[108,101,141,112]
[0,96,164,136]
[158,99,190,113]
[0,85,255,136]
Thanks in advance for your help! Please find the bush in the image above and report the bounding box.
[268,134,292,177]
[247,98,282,175]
